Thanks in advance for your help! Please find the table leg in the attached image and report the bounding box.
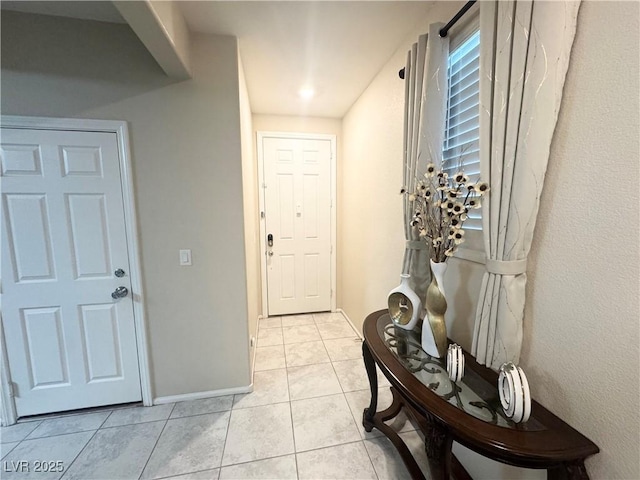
[423,413,453,480]
[548,462,590,480]
[362,341,378,433]
[377,386,403,422]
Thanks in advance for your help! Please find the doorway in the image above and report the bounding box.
[257,132,336,317]
[0,117,151,424]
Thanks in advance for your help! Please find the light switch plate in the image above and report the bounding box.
[179,249,192,266]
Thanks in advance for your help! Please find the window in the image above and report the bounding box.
[442,28,481,230]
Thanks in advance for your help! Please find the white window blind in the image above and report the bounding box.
[443,29,481,230]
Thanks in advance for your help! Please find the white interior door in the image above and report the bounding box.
[1,127,142,417]
[262,136,332,316]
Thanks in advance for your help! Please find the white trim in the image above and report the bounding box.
[256,131,338,316]
[336,308,363,340]
[114,122,153,407]
[256,131,269,317]
[154,385,253,405]
[0,115,153,425]
[0,318,18,426]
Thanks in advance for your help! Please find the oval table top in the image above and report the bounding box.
[362,310,599,468]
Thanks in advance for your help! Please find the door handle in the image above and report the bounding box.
[111,286,129,299]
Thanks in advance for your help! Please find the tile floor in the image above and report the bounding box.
[0,312,430,480]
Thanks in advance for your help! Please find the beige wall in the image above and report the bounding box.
[520,2,639,478]
[340,1,463,330]
[1,12,252,398]
[341,1,639,478]
[253,115,342,137]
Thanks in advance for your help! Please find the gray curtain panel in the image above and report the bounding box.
[472,0,581,370]
[401,24,449,305]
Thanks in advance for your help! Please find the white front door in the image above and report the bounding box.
[262,136,332,316]
[1,127,142,417]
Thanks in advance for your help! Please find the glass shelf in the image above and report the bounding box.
[378,317,544,431]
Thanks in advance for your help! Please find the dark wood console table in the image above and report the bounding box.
[361,310,599,480]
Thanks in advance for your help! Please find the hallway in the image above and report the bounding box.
[0,312,430,479]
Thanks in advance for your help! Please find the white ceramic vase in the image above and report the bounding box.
[387,274,422,330]
[422,259,448,358]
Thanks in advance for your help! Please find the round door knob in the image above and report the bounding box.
[111,286,129,299]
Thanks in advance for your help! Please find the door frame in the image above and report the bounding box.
[256,131,337,317]
[0,115,153,425]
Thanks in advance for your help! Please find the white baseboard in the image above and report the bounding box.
[336,308,363,340]
[154,384,253,405]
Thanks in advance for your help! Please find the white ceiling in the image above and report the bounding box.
[1,0,436,118]
[179,1,434,118]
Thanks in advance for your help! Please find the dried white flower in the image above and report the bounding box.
[454,172,469,184]
[425,163,437,177]
[473,181,490,195]
[468,198,482,209]
[451,202,465,215]
[441,200,456,211]
[404,163,488,262]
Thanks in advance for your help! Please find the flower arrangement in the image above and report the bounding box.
[401,163,489,262]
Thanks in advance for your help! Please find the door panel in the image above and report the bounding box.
[304,254,320,297]
[303,175,319,238]
[61,146,103,176]
[1,144,42,176]
[67,194,111,278]
[21,306,69,388]
[1,128,141,416]
[79,303,123,382]
[263,136,332,315]
[4,194,56,282]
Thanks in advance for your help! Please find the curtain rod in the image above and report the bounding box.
[439,0,477,38]
[399,0,477,79]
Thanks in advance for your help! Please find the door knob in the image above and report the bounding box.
[114,268,126,278]
[111,286,129,299]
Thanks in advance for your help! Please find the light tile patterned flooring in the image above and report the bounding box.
[0,312,430,480]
